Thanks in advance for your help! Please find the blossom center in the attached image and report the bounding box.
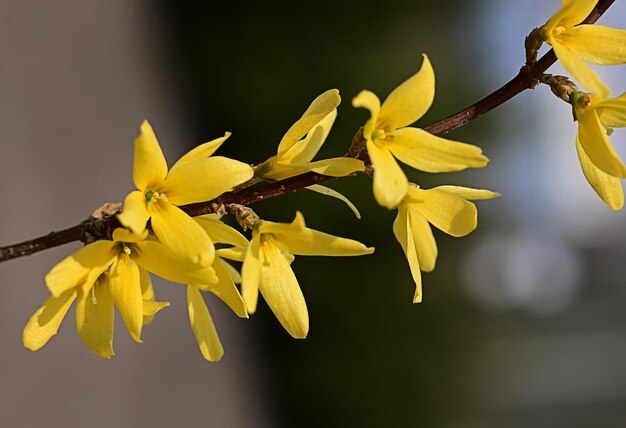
[371,129,388,144]
[145,190,169,206]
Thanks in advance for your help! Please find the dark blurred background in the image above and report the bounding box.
[1,1,626,427]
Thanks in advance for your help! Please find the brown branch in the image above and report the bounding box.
[0,0,615,263]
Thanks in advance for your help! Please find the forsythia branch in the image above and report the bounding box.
[0,0,615,264]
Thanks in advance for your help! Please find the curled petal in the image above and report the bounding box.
[352,90,381,138]
[306,184,362,219]
[117,191,151,234]
[108,259,143,343]
[392,207,422,303]
[241,234,261,314]
[133,120,168,191]
[389,127,488,173]
[576,137,624,210]
[306,158,365,177]
[23,290,77,351]
[279,110,337,164]
[199,258,248,318]
[407,188,478,237]
[76,278,115,359]
[379,54,435,130]
[596,92,626,128]
[577,109,626,178]
[367,140,408,209]
[187,286,224,362]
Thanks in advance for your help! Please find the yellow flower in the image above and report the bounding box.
[23,228,216,358]
[352,55,489,209]
[186,215,250,362]
[256,89,364,181]
[117,120,254,266]
[393,185,499,303]
[241,212,374,338]
[540,0,626,97]
[572,91,626,210]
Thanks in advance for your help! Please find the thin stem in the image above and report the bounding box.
[0,0,615,263]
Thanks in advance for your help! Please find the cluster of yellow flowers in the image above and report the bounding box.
[539,0,626,210]
[22,53,499,361]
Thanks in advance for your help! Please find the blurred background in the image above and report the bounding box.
[1,0,626,426]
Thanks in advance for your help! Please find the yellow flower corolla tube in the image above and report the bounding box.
[186,215,250,362]
[241,212,374,338]
[23,228,217,358]
[393,186,499,303]
[257,89,364,181]
[352,55,489,209]
[540,0,626,97]
[572,91,626,210]
[117,120,254,266]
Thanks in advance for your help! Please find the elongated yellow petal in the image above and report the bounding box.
[222,260,242,283]
[187,285,224,362]
[170,132,231,172]
[111,227,149,244]
[133,120,168,191]
[576,137,624,210]
[241,234,261,314]
[76,278,115,359]
[277,89,341,155]
[45,241,117,297]
[117,191,151,234]
[561,25,626,65]
[161,156,254,205]
[269,212,374,256]
[379,54,435,130]
[392,207,422,303]
[306,184,362,219]
[433,186,501,201]
[352,90,381,139]
[389,127,488,172]
[279,110,337,164]
[23,290,77,351]
[259,241,308,338]
[143,300,170,317]
[200,258,247,318]
[150,202,214,266]
[134,240,218,284]
[261,162,308,181]
[577,109,626,178]
[195,216,249,247]
[408,210,438,273]
[553,43,610,97]
[596,92,626,128]
[162,156,253,205]
[108,259,143,343]
[408,188,478,237]
[367,140,408,209]
[139,267,156,325]
[306,158,365,177]
[216,247,246,262]
[544,0,596,34]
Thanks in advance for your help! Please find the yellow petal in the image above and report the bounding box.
[596,92,626,128]
[222,260,242,284]
[150,202,214,266]
[45,241,117,297]
[392,206,422,303]
[576,137,624,210]
[367,140,408,209]
[117,191,151,234]
[241,234,261,314]
[352,90,381,139]
[187,285,224,362]
[408,188,478,237]
[133,120,168,191]
[170,132,231,172]
[379,54,435,130]
[23,290,77,351]
[139,267,156,325]
[216,247,246,262]
[76,278,115,359]
[560,25,626,65]
[108,258,143,343]
[112,227,149,243]
[407,209,438,273]
[306,158,366,177]
[161,156,253,205]
[134,240,218,284]
[195,216,249,247]
[433,186,501,201]
[553,43,610,97]
[260,162,308,181]
[259,240,308,338]
[577,109,626,178]
[201,258,248,318]
[277,89,341,156]
[143,300,170,317]
[268,212,374,256]
[544,0,596,34]
[388,127,488,172]
[279,110,336,164]
[306,184,362,219]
